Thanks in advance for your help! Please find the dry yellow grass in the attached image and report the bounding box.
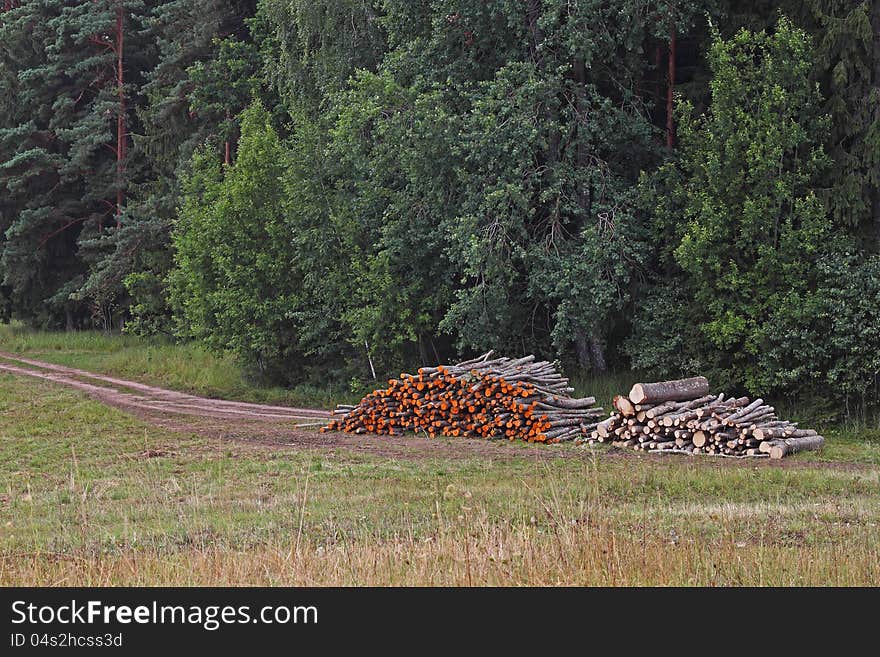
[4,516,879,586]
[2,372,879,586]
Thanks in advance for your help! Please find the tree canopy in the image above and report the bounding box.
[1,1,878,409]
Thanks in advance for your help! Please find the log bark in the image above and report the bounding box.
[723,398,763,424]
[727,407,774,427]
[629,376,709,405]
[783,428,817,439]
[544,396,597,409]
[768,435,825,460]
[644,401,678,419]
[596,418,616,438]
[753,426,811,441]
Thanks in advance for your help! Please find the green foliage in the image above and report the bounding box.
[0,1,261,330]
[257,0,386,115]
[324,3,665,372]
[112,1,261,337]
[1,2,879,409]
[0,1,148,327]
[625,279,709,378]
[171,103,296,379]
[805,0,880,238]
[758,253,880,407]
[327,69,457,370]
[123,270,171,336]
[667,18,831,390]
[170,101,356,382]
[187,36,261,147]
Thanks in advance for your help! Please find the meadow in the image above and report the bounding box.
[0,323,351,408]
[1,326,878,586]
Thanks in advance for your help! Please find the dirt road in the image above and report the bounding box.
[0,351,330,423]
[0,351,550,459]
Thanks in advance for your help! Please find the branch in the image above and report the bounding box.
[38,216,88,246]
[88,34,115,50]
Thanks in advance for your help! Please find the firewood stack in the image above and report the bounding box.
[322,351,604,443]
[579,377,824,459]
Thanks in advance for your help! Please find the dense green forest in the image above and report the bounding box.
[1,1,878,408]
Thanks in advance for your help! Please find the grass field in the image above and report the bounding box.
[1,325,879,585]
[0,323,354,408]
[1,374,879,585]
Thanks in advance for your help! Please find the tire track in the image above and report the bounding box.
[0,352,329,422]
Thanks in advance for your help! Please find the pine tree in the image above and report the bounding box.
[84,0,260,334]
[0,0,151,327]
[806,0,880,245]
[258,0,385,115]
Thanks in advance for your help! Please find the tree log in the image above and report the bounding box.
[784,428,817,438]
[543,396,597,409]
[723,398,763,424]
[754,426,811,441]
[726,406,774,426]
[596,418,616,438]
[767,435,825,460]
[628,377,710,405]
[645,401,679,419]
[614,395,636,416]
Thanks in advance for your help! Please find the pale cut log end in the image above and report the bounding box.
[629,383,646,405]
[614,395,636,416]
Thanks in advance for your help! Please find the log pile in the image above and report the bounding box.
[579,377,824,459]
[322,351,604,443]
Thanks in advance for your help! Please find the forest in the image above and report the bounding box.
[1,1,878,412]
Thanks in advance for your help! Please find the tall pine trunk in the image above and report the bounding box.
[666,29,676,148]
[115,4,126,226]
[872,0,880,244]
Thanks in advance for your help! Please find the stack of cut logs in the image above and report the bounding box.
[322,351,603,443]
[580,377,824,459]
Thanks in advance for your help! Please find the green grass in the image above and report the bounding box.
[0,322,356,408]
[2,321,874,448]
[1,372,879,585]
